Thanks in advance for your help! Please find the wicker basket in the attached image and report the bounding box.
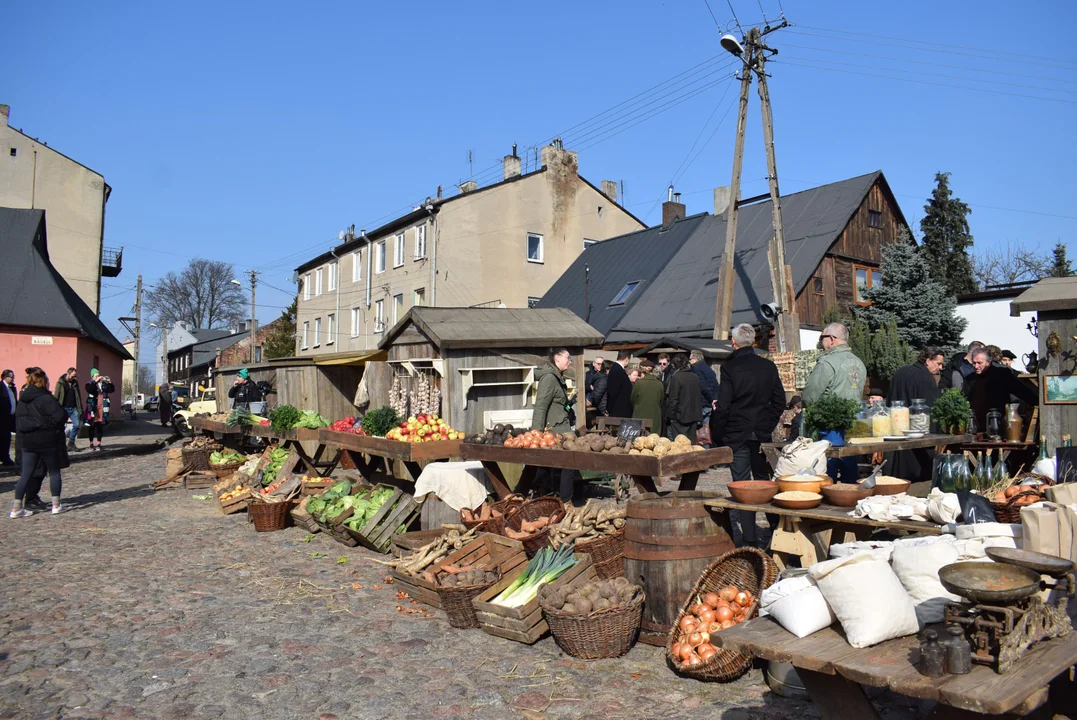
[592,554,625,579]
[541,587,644,659]
[181,444,219,472]
[665,547,778,682]
[210,461,244,479]
[990,489,1043,523]
[505,497,566,558]
[435,574,501,629]
[461,495,525,534]
[576,530,624,564]
[248,500,292,532]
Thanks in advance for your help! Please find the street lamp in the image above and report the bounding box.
[149,321,169,391]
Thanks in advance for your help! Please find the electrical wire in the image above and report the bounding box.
[724,0,743,33]
[702,0,722,31]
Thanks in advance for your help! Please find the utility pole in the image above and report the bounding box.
[248,270,259,363]
[119,274,144,397]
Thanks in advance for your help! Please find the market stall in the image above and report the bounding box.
[761,433,974,471]
[318,428,462,486]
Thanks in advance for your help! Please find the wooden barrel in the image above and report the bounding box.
[624,491,734,646]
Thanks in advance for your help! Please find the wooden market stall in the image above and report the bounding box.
[366,307,604,436]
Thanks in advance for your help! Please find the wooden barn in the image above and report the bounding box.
[368,307,603,434]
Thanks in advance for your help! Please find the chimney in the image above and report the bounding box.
[600,180,618,203]
[713,186,732,217]
[662,188,686,226]
[459,180,477,194]
[539,139,579,175]
[0,104,8,127]
[216,348,222,366]
[503,144,521,180]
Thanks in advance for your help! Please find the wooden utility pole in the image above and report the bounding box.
[248,270,259,363]
[134,274,142,391]
[713,30,756,341]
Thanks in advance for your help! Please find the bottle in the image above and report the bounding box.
[954,455,971,493]
[1039,436,1050,461]
[981,452,994,493]
[1005,403,1023,442]
[993,453,1009,486]
[940,451,956,493]
[919,630,947,677]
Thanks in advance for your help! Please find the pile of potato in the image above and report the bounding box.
[561,432,630,454]
[437,565,499,588]
[543,577,642,615]
[629,433,703,457]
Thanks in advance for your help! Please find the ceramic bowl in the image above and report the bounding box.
[772,492,823,510]
[778,476,823,494]
[821,483,874,507]
[727,480,780,505]
[861,477,911,496]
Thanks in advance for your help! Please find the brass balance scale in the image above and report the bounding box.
[939,548,1075,674]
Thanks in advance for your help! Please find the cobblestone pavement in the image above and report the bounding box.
[0,451,924,720]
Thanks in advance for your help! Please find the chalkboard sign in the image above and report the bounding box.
[1057,447,1077,485]
[617,419,645,446]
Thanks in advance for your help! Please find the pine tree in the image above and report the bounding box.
[920,172,977,295]
[263,299,297,359]
[1050,240,1074,277]
[869,319,914,381]
[857,231,968,353]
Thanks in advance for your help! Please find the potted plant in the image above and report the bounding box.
[931,389,972,435]
[803,395,861,447]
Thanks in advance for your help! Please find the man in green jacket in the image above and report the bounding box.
[802,323,866,483]
[531,348,577,503]
[630,359,664,433]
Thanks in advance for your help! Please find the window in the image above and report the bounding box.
[854,265,883,305]
[254,346,262,363]
[394,233,405,268]
[414,287,425,306]
[326,314,335,345]
[302,321,309,349]
[609,280,641,306]
[352,250,362,282]
[813,276,824,295]
[351,307,361,337]
[583,239,597,250]
[374,300,385,331]
[327,261,337,291]
[303,273,311,300]
[375,241,386,273]
[313,317,321,347]
[415,225,427,259]
[526,232,544,263]
[868,210,883,229]
[315,267,323,296]
[393,293,403,324]
[528,297,541,308]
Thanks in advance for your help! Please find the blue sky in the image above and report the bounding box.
[5,1,1075,365]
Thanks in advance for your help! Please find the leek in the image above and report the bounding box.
[491,545,577,608]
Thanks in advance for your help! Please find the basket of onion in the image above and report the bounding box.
[665,547,778,682]
[539,576,644,659]
[435,565,502,629]
[503,497,566,558]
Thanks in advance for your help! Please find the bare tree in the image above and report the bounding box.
[146,258,246,331]
[971,240,1050,288]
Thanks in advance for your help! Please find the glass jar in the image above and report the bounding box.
[1005,403,1023,442]
[870,400,893,437]
[909,398,930,433]
[848,402,872,439]
[985,409,1003,442]
[890,400,910,434]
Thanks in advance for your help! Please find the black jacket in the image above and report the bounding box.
[691,361,720,406]
[85,379,115,416]
[228,379,264,405]
[604,362,634,418]
[667,368,703,426]
[0,381,15,433]
[591,372,608,415]
[963,365,1037,432]
[710,347,785,450]
[939,352,972,391]
[16,385,68,453]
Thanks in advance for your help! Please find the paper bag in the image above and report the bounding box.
[1059,504,1077,564]
[1045,483,1077,505]
[1021,504,1062,558]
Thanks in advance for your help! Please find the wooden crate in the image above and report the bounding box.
[391,533,526,610]
[314,515,359,546]
[392,528,448,558]
[290,497,320,533]
[185,472,217,489]
[218,490,252,515]
[300,479,337,496]
[343,484,421,554]
[472,553,594,644]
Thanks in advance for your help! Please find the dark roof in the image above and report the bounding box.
[538,171,891,344]
[537,214,707,336]
[0,208,132,359]
[633,337,735,360]
[378,307,604,350]
[189,328,235,343]
[1010,276,1077,315]
[186,331,247,370]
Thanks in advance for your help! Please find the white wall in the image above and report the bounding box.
[956,298,1036,372]
[800,328,821,351]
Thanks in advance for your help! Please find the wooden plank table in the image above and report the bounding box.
[458,443,733,498]
[713,616,1077,718]
[318,430,461,485]
[704,496,942,568]
[761,434,974,469]
[247,425,343,477]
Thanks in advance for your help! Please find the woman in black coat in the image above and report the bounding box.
[84,369,115,451]
[11,368,69,517]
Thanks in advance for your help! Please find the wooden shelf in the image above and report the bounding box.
[457,366,536,409]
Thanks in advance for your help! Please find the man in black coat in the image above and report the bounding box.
[963,348,1037,433]
[666,354,703,442]
[1,369,16,466]
[940,341,983,391]
[710,324,785,546]
[604,350,634,419]
[885,348,945,482]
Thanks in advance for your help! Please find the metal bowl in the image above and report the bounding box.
[938,561,1042,604]
[985,547,1076,577]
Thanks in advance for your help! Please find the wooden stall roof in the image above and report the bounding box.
[378,307,605,351]
[1010,276,1077,315]
[633,336,734,360]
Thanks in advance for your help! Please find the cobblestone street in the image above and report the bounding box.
[0,450,923,720]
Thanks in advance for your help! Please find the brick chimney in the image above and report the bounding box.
[662,188,686,226]
[713,186,732,217]
[600,180,618,203]
[0,105,9,127]
[503,144,521,180]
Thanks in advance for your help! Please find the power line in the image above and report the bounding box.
[723,0,743,32]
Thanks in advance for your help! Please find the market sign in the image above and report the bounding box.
[31,336,53,345]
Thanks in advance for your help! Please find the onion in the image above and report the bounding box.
[678,643,695,661]
[671,641,683,658]
[697,643,717,660]
[707,622,723,635]
[719,586,738,603]
[716,605,734,623]
[702,592,721,607]
[735,591,751,607]
[684,652,702,667]
[720,619,735,629]
[678,616,698,632]
[697,608,716,625]
[690,602,709,616]
[687,631,703,647]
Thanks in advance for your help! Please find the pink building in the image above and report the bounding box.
[0,208,130,392]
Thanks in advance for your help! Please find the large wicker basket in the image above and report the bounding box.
[210,461,244,479]
[461,494,525,534]
[575,530,625,579]
[181,444,219,472]
[541,586,644,659]
[435,573,501,629]
[665,547,778,682]
[248,500,292,532]
[990,488,1043,524]
[505,497,566,558]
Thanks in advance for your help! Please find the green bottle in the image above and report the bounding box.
[981,452,994,493]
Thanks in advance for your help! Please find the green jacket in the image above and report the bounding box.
[803,345,866,404]
[630,374,664,434]
[53,377,82,413]
[532,363,572,434]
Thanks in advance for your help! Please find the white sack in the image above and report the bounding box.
[772,437,830,478]
[809,551,919,648]
[890,542,964,626]
[760,576,837,638]
[925,488,962,525]
[829,540,893,561]
[955,523,1022,540]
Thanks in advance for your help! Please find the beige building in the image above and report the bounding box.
[0,104,118,314]
[294,142,645,356]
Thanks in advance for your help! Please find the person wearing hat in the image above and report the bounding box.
[999,349,1018,370]
[228,368,264,409]
[84,368,114,452]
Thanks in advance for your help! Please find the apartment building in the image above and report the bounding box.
[294,142,645,356]
[0,104,119,314]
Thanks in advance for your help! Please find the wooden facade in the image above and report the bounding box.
[794,178,909,329]
[210,359,362,422]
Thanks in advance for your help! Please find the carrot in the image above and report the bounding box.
[462,508,474,521]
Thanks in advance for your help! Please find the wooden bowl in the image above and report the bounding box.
[821,483,874,507]
[778,477,822,494]
[861,477,910,496]
[727,480,780,505]
[772,492,823,510]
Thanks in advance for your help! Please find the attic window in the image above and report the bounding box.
[9,148,15,157]
[868,210,882,228]
[813,276,824,294]
[609,281,641,307]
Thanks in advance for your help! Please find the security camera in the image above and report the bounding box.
[720,34,744,57]
[760,302,781,322]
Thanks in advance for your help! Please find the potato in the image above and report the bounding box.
[674,434,691,447]
[629,449,641,455]
[609,446,627,455]
[641,448,656,456]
